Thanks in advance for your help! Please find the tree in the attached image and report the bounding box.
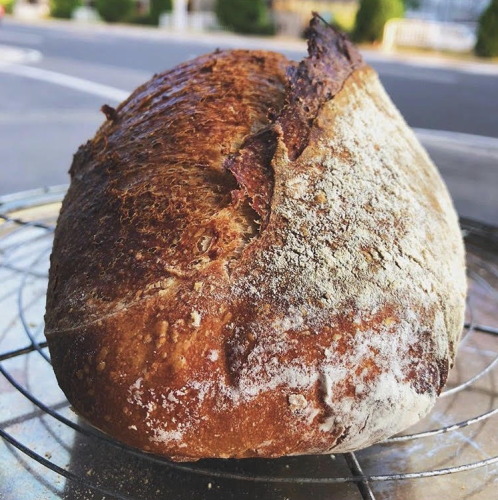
[353,0,404,43]
[50,0,81,19]
[149,0,172,26]
[403,0,420,9]
[475,0,498,58]
[0,0,15,14]
[215,0,275,35]
[95,0,133,23]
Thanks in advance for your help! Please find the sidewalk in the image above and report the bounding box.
[5,15,498,76]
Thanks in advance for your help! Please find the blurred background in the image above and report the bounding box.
[0,5,497,498]
[0,0,496,223]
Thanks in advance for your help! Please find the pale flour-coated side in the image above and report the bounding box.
[226,67,466,451]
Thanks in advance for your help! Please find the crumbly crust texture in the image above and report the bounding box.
[45,17,466,461]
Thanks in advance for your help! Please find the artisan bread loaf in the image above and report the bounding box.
[45,16,466,461]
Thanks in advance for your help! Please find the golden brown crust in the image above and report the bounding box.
[46,19,466,461]
[46,48,294,459]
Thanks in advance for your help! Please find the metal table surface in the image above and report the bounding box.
[1,136,497,500]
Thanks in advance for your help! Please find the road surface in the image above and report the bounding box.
[0,19,497,224]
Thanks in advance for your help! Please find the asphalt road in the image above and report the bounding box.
[0,19,497,224]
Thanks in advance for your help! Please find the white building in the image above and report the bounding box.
[407,0,490,24]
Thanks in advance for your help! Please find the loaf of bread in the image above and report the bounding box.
[45,15,466,461]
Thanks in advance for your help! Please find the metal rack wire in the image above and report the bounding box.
[1,186,497,500]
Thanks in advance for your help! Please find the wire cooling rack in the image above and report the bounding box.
[1,185,497,500]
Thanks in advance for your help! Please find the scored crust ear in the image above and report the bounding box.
[225,13,364,226]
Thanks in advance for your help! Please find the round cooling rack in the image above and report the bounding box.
[0,185,497,500]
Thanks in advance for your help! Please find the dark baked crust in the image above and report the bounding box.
[46,49,288,330]
[45,17,466,460]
